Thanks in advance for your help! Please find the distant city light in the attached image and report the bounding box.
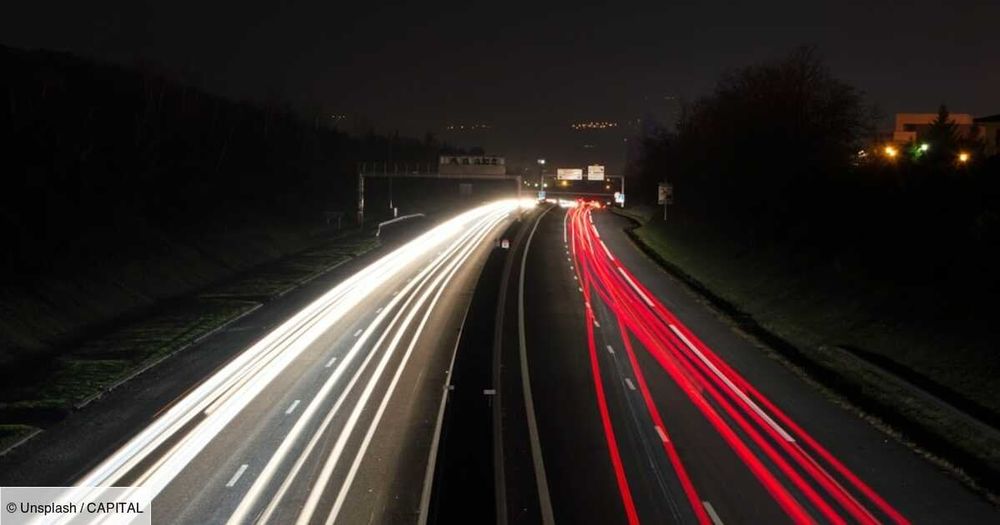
[919,143,930,152]
[445,123,491,131]
[571,121,619,130]
[959,152,970,163]
[884,145,898,158]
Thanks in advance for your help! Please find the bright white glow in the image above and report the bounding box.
[558,199,578,209]
[236,212,507,525]
[519,198,538,209]
[74,199,520,507]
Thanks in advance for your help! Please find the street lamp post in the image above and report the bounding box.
[537,158,546,198]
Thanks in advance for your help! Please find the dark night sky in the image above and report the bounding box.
[4,1,998,171]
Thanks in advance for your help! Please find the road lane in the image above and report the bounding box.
[63,199,531,524]
[521,202,999,524]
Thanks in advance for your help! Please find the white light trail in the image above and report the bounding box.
[70,200,520,513]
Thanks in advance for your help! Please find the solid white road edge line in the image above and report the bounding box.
[517,206,557,525]
[668,324,794,443]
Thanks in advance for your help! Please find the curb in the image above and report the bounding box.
[71,301,264,411]
[0,428,43,458]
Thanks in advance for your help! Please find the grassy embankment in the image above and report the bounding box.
[0,44,428,452]
[0,228,378,453]
[618,205,1000,496]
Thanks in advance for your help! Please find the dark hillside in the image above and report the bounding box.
[0,45,440,365]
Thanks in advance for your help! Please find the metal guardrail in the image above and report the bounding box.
[376,213,426,236]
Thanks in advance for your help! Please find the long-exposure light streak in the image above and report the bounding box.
[567,203,908,525]
[67,200,521,525]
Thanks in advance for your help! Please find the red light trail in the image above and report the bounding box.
[567,203,909,524]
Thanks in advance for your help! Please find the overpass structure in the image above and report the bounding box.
[356,161,522,225]
[533,175,626,206]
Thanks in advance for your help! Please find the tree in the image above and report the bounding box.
[925,104,959,162]
[635,46,871,238]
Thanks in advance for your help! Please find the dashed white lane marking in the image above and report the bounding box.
[624,378,636,391]
[226,464,249,487]
[654,425,669,443]
[376,307,383,313]
[606,345,615,355]
[578,287,584,293]
[703,501,724,525]
[593,319,601,328]
[324,356,338,368]
[353,329,363,337]
[285,400,301,415]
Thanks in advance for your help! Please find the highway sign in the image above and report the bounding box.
[557,168,583,180]
[657,182,673,205]
[587,165,605,180]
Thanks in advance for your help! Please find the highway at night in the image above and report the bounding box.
[65,201,523,524]
[505,202,999,524]
[4,4,1000,522]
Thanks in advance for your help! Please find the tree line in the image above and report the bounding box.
[629,46,1000,283]
[0,45,461,277]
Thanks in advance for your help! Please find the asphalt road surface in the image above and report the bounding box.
[8,200,530,525]
[517,203,999,524]
[4,199,998,524]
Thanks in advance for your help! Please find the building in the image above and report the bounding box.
[891,112,977,144]
[974,114,1000,157]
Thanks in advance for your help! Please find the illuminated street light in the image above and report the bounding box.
[884,145,898,158]
[536,158,546,196]
[919,143,930,152]
[959,152,970,163]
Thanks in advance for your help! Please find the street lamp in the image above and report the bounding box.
[959,152,970,163]
[537,158,546,196]
[919,143,930,152]
[884,145,898,158]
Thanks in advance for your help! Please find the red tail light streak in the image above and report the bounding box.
[566,205,908,524]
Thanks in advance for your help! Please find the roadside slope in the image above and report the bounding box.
[617,206,1000,499]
